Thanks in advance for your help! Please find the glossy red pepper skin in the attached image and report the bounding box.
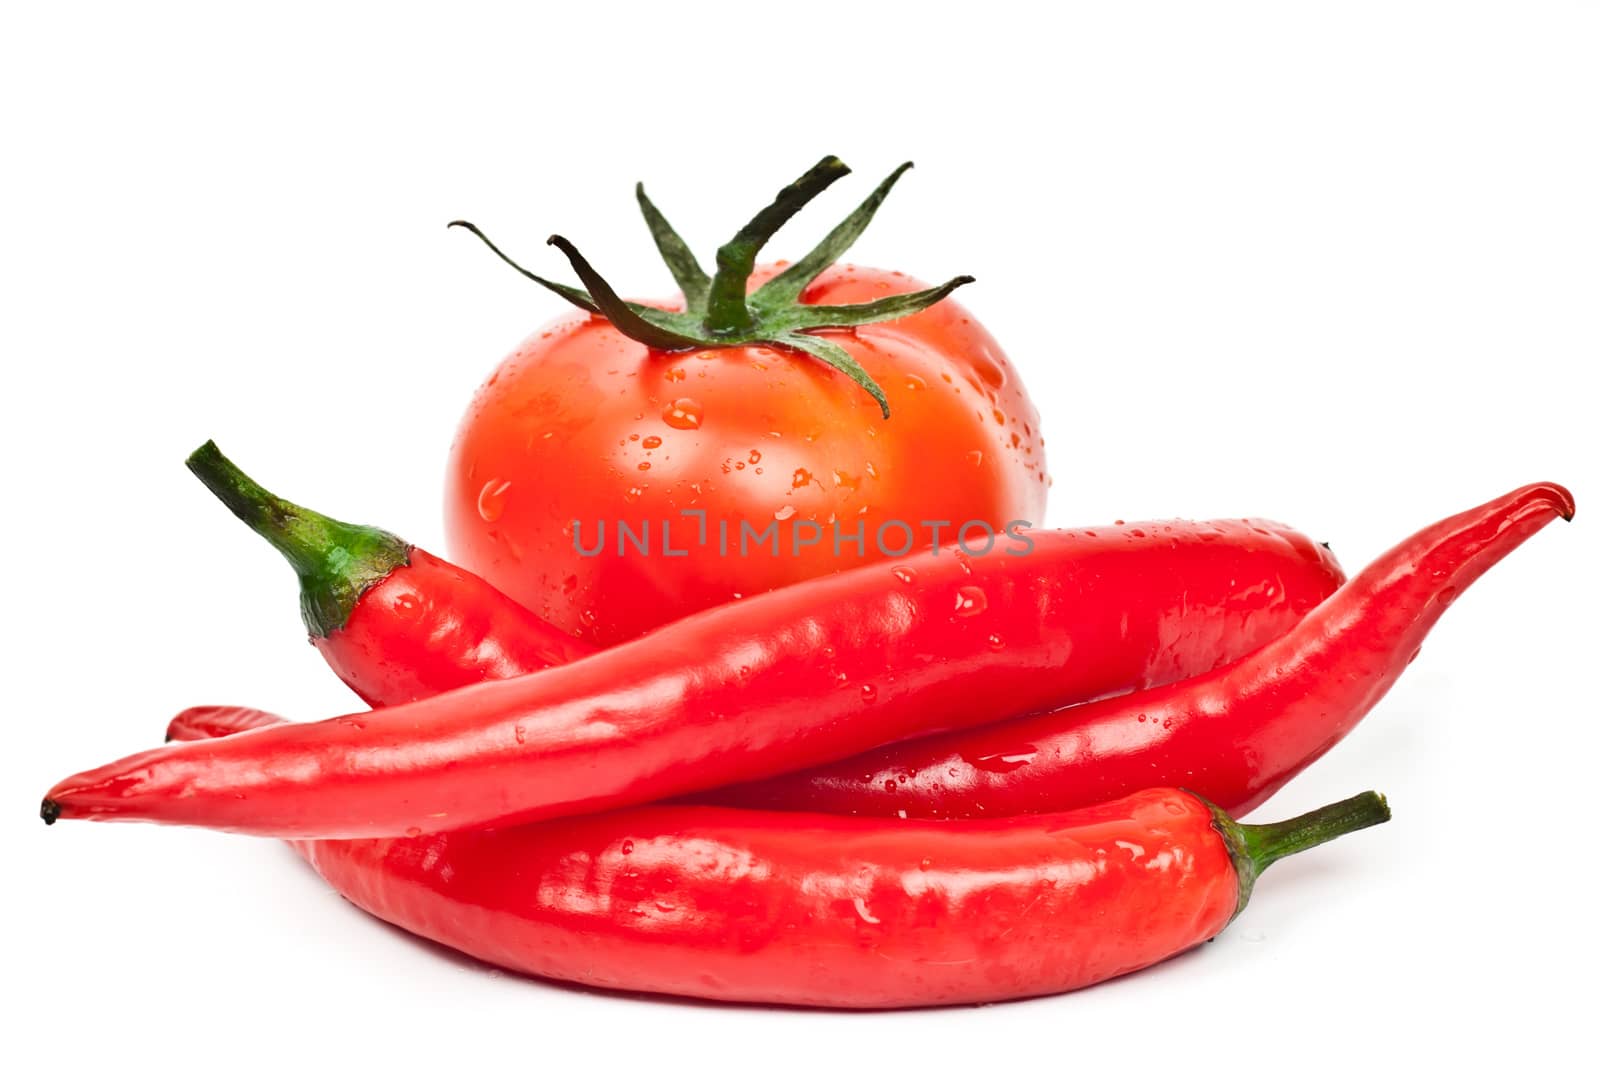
[311,798,1244,1008]
[708,482,1574,819]
[184,442,589,709]
[179,702,1395,1010]
[44,519,1342,838]
[324,548,589,706]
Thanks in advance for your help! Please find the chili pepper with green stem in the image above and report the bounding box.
[185,441,589,707]
[184,440,1343,718]
[182,700,1398,1011]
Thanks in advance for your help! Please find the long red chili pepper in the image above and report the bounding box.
[185,442,589,705]
[42,511,1343,838]
[704,481,1574,819]
[166,707,1388,1009]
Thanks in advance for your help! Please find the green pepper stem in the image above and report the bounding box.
[185,441,410,638]
[1240,791,1392,873]
[187,441,324,575]
[1202,790,1391,917]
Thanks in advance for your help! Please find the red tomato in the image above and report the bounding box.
[446,264,1047,646]
[445,159,1048,645]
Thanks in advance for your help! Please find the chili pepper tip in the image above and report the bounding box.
[39,798,60,825]
[1542,481,1576,521]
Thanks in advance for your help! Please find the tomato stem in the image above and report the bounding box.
[703,156,849,335]
[185,441,409,638]
[751,161,914,309]
[451,156,978,419]
[635,182,710,313]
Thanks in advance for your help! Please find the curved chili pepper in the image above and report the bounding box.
[165,707,1390,1009]
[706,481,1574,819]
[42,514,1343,838]
[184,442,589,706]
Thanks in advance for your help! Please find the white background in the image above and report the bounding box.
[4,2,1596,1063]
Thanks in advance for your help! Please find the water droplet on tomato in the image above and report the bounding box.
[621,839,634,855]
[919,857,933,871]
[514,725,527,744]
[642,435,662,449]
[405,826,421,838]
[476,478,512,522]
[393,594,420,617]
[860,684,877,704]
[749,450,762,464]
[905,374,927,390]
[792,468,813,488]
[967,450,984,467]
[662,398,703,429]
[954,586,988,617]
[775,504,796,520]
[986,633,1006,651]
[890,565,917,585]
[637,461,651,471]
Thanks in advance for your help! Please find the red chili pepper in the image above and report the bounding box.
[165,707,1389,1009]
[705,481,1574,819]
[184,441,589,706]
[42,511,1343,837]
